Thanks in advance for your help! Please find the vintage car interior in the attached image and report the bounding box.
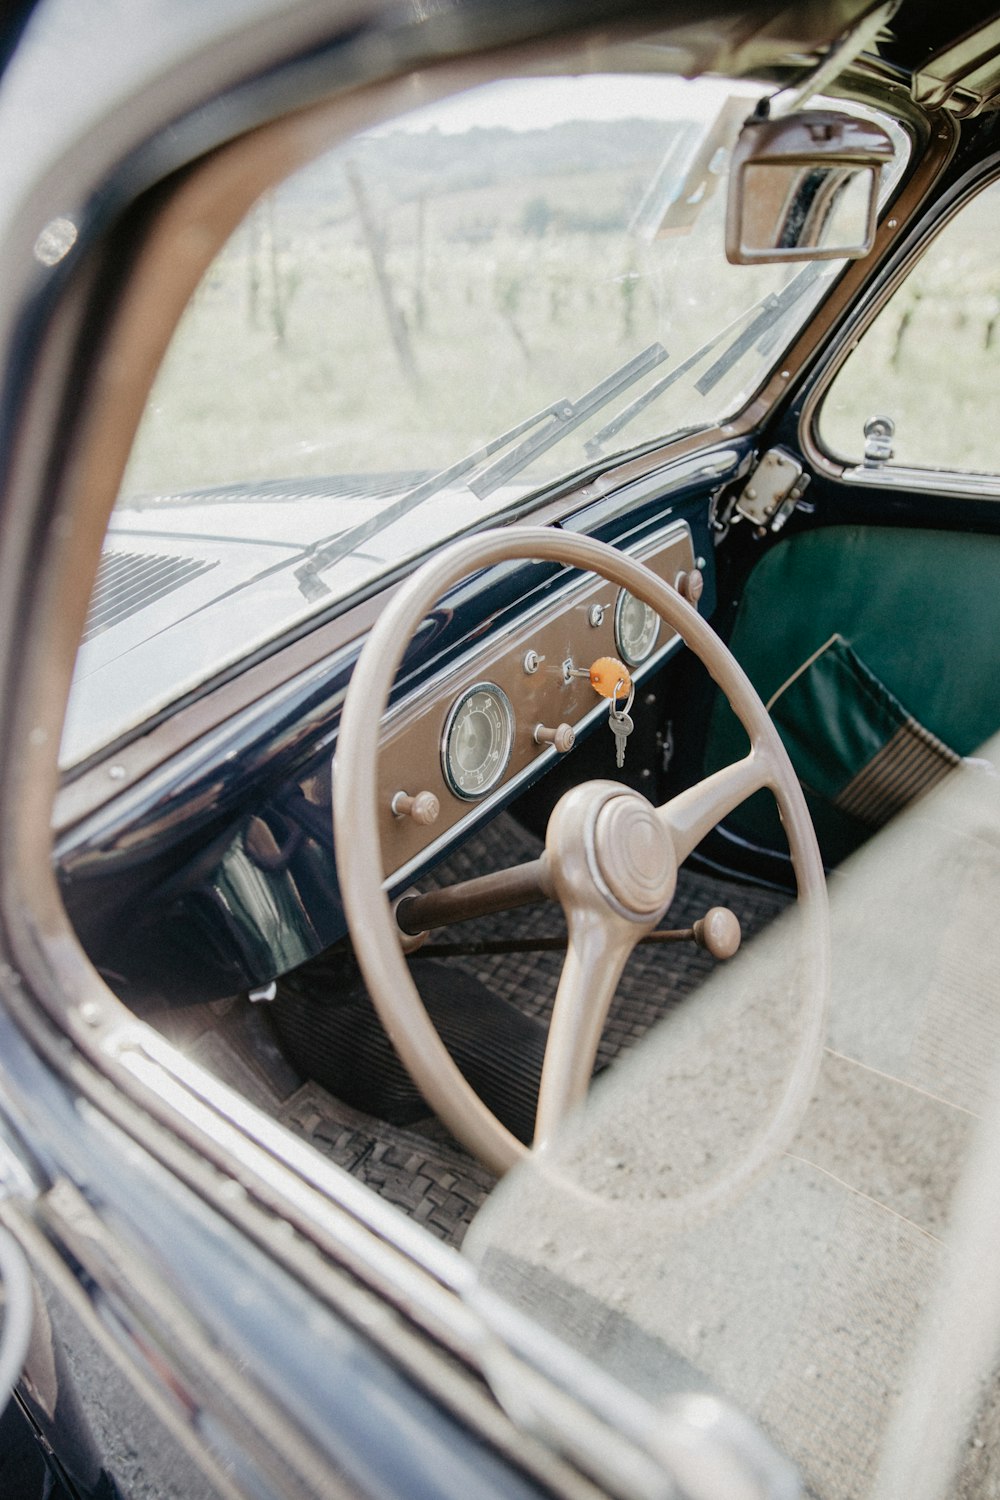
[5,0,1000,1496]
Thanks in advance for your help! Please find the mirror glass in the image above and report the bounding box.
[736,160,878,261]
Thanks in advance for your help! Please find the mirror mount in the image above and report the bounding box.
[725,108,895,264]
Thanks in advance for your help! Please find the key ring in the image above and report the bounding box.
[612,680,635,720]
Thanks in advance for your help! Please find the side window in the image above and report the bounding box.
[818,177,1000,475]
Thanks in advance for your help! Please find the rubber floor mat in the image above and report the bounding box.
[279,1083,498,1245]
[275,813,789,1245]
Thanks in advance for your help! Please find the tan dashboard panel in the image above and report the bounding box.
[376,523,695,879]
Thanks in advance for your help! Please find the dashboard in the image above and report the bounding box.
[55,449,739,1011]
[378,520,698,884]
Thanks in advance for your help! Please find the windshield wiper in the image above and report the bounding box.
[293,342,668,600]
[466,341,669,499]
[585,265,820,457]
[293,265,820,602]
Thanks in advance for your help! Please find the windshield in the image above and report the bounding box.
[63,71,907,765]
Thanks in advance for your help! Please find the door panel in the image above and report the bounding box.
[702,523,1000,865]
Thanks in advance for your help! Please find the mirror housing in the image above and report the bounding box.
[726,109,895,264]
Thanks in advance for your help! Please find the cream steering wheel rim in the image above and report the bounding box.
[333,527,828,1177]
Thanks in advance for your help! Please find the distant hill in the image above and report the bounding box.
[275,117,687,227]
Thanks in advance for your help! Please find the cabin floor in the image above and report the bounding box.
[149,811,789,1247]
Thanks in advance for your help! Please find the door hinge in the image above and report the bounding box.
[733,447,811,532]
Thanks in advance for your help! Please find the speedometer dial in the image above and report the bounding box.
[614,589,660,667]
[442,683,515,800]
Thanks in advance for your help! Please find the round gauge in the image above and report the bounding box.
[614,588,660,667]
[442,682,515,800]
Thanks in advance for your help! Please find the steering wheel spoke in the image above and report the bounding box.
[534,905,639,1148]
[658,750,774,866]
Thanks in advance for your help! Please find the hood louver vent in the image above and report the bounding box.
[83,550,218,642]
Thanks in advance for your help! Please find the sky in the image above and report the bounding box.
[372,74,744,135]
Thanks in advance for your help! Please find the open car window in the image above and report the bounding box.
[819,174,1000,478]
[62,73,907,768]
[12,0,1000,1493]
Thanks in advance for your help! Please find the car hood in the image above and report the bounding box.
[64,472,524,764]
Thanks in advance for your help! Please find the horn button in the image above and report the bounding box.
[591,791,676,918]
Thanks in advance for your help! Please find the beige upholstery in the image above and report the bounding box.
[468,745,1000,1500]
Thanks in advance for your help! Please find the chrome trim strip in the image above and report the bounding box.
[0,1131,39,1204]
[839,462,1000,499]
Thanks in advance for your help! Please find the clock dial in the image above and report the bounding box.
[614,589,660,667]
[442,683,515,800]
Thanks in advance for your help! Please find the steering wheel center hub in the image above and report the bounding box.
[592,792,676,918]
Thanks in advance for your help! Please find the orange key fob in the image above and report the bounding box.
[588,656,632,700]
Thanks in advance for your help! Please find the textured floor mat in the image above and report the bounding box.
[271,813,789,1243]
[280,1083,497,1245]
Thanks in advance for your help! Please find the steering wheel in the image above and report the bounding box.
[333,528,828,1177]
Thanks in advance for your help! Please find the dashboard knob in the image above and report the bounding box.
[534,722,575,753]
[391,789,440,826]
[674,568,704,606]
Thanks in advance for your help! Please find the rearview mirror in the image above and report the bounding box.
[726,109,895,264]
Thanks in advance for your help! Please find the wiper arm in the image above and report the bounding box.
[694,264,819,395]
[585,265,820,457]
[293,414,544,600]
[293,342,668,599]
[467,341,668,498]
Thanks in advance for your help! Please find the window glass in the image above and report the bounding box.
[64,74,905,765]
[819,178,1000,472]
